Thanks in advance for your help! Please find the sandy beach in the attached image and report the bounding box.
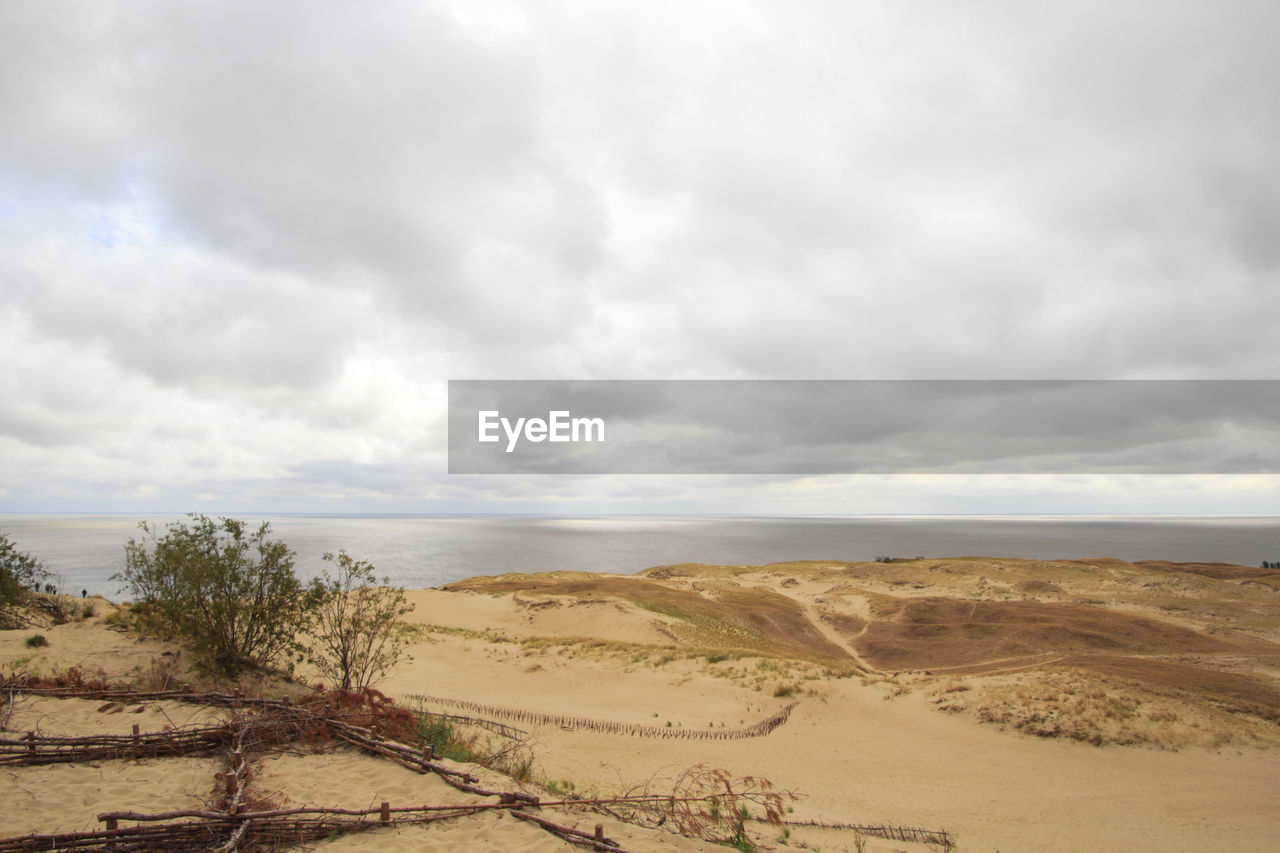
[4,557,1280,851]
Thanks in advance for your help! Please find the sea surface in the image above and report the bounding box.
[2,514,1278,601]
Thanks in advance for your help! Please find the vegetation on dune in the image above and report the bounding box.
[0,532,50,607]
[854,597,1241,671]
[406,696,537,781]
[116,515,308,679]
[113,514,412,686]
[302,550,413,690]
[0,532,51,628]
[0,532,80,628]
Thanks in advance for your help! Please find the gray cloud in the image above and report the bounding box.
[2,1,1279,512]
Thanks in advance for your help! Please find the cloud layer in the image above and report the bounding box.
[3,1,1279,512]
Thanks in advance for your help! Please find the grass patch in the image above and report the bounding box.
[544,778,576,796]
[408,699,537,781]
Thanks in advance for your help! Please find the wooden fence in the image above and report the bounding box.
[408,693,799,740]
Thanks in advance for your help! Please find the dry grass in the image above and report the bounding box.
[855,598,1244,671]
[937,667,1280,749]
[446,575,851,663]
[814,608,868,639]
[1048,654,1280,724]
[1133,561,1280,591]
[448,558,1280,752]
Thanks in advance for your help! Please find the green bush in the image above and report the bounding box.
[25,634,48,648]
[302,550,412,690]
[1,532,50,608]
[114,515,308,679]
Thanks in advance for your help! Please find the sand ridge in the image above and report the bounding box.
[4,555,1280,851]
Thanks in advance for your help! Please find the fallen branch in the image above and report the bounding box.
[511,811,628,852]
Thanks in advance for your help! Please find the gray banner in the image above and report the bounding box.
[447,380,1280,474]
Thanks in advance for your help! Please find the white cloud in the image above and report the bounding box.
[2,0,1278,512]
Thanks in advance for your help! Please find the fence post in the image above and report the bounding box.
[26,731,35,754]
[380,801,391,825]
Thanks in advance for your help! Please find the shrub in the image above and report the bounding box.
[114,515,308,679]
[1,532,50,609]
[302,550,412,690]
[25,634,48,648]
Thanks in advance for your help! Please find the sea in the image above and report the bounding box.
[1,514,1277,601]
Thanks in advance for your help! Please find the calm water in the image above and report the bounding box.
[2,514,1277,600]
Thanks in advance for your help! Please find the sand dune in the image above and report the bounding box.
[4,556,1280,851]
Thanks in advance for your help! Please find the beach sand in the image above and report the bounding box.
[4,557,1280,851]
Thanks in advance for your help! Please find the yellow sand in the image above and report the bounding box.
[3,570,1279,851]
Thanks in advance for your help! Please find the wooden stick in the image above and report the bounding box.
[509,811,628,853]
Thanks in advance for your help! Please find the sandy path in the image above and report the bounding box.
[799,599,879,673]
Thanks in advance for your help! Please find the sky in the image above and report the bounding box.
[2,1,1279,516]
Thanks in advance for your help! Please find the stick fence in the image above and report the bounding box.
[408,693,799,740]
[0,679,953,851]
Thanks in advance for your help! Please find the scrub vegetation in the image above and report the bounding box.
[113,514,412,686]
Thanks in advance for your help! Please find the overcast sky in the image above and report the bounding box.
[3,1,1279,515]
